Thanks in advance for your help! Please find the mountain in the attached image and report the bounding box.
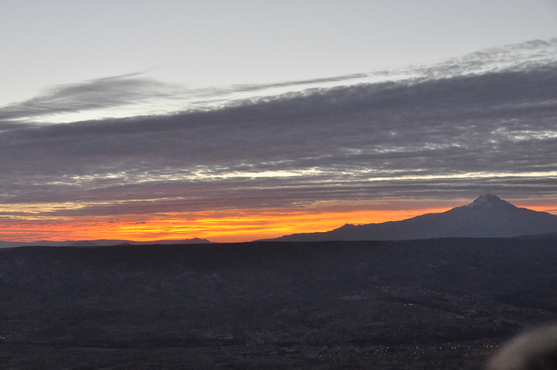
[0,237,212,249]
[267,194,557,241]
[69,240,98,247]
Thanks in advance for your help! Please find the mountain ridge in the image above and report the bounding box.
[0,237,212,249]
[266,194,557,242]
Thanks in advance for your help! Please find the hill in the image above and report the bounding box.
[1,238,557,368]
[267,194,557,241]
[0,237,211,249]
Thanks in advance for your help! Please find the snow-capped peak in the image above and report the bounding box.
[466,194,516,210]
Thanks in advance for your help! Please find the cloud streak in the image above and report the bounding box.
[4,38,555,124]
[1,39,557,227]
[0,73,182,122]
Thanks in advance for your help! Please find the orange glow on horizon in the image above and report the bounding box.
[0,206,454,243]
[1,199,556,243]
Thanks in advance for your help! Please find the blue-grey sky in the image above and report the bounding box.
[0,1,557,242]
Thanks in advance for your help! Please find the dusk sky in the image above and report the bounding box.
[1,1,557,242]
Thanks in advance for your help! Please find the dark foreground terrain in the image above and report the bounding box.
[1,238,557,369]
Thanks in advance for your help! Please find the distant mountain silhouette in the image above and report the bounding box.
[69,240,98,247]
[267,194,557,241]
[0,237,212,249]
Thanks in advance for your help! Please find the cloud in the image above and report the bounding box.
[4,38,555,125]
[0,72,183,122]
[0,71,370,124]
[1,39,557,218]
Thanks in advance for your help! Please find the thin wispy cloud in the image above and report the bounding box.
[3,39,555,125]
[0,73,179,122]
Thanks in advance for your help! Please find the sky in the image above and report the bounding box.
[1,0,557,243]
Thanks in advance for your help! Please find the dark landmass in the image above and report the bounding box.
[0,238,211,249]
[266,195,557,242]
[1,237,557,369]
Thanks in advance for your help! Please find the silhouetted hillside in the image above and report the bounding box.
[267,195,557,241]
[0,237,211,249]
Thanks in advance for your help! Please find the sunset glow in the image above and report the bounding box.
[0,207,449,243]
[1,198,556,243]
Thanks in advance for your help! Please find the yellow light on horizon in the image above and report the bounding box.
[1,198,556,243]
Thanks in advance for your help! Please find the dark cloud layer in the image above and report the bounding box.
[1,40,557,216]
